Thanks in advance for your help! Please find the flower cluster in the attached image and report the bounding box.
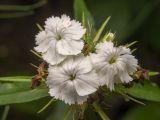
[34,14,138,105]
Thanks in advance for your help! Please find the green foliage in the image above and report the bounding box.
[116,81,160,102]
[0,82,49,105]
[93,102,110,120]
[122,103,160,120]
[149,72,159,76]
[0,76,32,82]
[0,0,47,19]
[93,17,110,43]
[74,0,95,29]
[74,0,96,37]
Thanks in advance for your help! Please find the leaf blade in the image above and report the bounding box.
[0,76,32,82]
[0,87,49,105]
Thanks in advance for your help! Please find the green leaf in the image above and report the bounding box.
[149,72,159,76]
[74,0,96,37]
[37,98,55,113]
[122,103,160,120]
[0,76,32,82]
[116,81,160,102]
[93,102,110,120]
[0,0,47,11]
[0,87,49,105]
[93,17,110,43]
[74,0,95,26]
[0,82,30,95]
[46,101,70,120]
[63,106,75,120]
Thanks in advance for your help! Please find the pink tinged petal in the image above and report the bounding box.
[42,40,66,65]
[56,40,84,55]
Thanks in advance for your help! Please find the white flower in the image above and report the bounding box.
[34,14,86,65]
[46,55,99,105]
[90,41,138,90]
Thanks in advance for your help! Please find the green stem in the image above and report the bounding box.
[1,105,10,120]
[37,98,55,113]
[120,92,145,105]
[30,50,42,59]
[93,102,110,120]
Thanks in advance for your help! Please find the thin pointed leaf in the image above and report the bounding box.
[63,106,75,120]
[37,98,55,113]
[74,0,96,36]
[74,0,95,27]
[36,23,44,31]
[0,0,47,11]
[0,76,32,82]
[93,102,110,120]
[115,81,160,102]
[149,72,159,76]
[0,87,49,105]
[93,17,110,43]
[125,41,138,48]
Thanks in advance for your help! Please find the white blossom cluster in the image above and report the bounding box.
[34,14,138,105]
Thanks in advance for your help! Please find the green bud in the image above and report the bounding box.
[103,32,115,42]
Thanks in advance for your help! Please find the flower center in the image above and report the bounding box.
[69,74,76,81]
[108,56,116,64]
[56,34,62,40]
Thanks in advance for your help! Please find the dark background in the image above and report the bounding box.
[0,0,160,120]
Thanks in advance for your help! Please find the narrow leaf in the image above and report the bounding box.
[0,0,47,11]
[36,23,44,31]
[93,17,110,43]
[0,88,49,105]
[93,102,110,120]
[37,98,55,113]
[74,0,96,36]
[149,71,159,76]
[115,81,160,102]
[0,76,32,82]
[74,0,95,27]
[1,105,10,120]
[63,106,75,120]
[125,41,138,48]
[30,50,42,59]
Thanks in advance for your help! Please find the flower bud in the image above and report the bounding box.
[103,32,115,42]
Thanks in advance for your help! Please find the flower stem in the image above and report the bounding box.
[1,105,10,120]
[93,102,110,120]
[37,98,55,113]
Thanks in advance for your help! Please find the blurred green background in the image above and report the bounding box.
[0,0,160,120]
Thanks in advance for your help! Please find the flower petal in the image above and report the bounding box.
[56,40,84,55]
[74,71,98,96]
[42,40,66,65]
[60,81,88,105]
